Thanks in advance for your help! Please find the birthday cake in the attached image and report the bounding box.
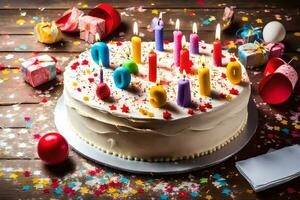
[63,41,250,162]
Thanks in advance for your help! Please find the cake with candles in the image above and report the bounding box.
[63,21,251,162]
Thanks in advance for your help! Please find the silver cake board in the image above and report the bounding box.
[54,96,258,175]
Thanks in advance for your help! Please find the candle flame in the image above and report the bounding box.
[133,22,139,35]
[99,59,103,68]
[192,22,197,34]
[156,78,161,85]
[200,55,206,67]
[182,35,186,48]
[215,23,221,40]
[183,70,186,79]
[159,12,163,20]
[95,33,100,42]
[175,19,180,31]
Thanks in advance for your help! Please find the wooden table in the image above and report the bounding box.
[0,0,300,199]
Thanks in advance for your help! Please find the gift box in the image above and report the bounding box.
[21,55,57,87]
[266,43,285,58]
[79,15,105,43]
[238,42,269,69]
[55,7,84,33]
[236,24,262,43]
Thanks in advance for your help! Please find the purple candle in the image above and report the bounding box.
[100,61,104,83]
[173,19,182,67]
[155,13,164,51]
[190,22,199,54]
[177,75,191,107]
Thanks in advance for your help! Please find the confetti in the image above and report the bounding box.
[16,19,26,25]
[241,17,249,22]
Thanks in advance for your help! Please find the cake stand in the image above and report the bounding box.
[55,96,258,174]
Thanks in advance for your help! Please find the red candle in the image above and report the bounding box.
[148,50,157,82]
[213,23,222,67]
[180,36,191,74]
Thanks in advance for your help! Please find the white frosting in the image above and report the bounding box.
[63,41,251,161]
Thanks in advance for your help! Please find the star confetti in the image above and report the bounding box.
[121,104,129,113]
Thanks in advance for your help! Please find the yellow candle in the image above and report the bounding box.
[226,60,242,85]
[149,80,167,108]
[131,22,142,64]
[198,55,211,96]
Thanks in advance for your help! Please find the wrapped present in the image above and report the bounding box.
[266,43,285,58]
[236,24,262,43]
[238,42,269,69]
[34,21,62,44]
[55,7,84,33]
[79,15,105,43]
[21,55,57,87]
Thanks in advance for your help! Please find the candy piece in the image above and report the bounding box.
[113,67,131,89]
[96,83,111,100]
[21,55,57,87]
[149,85,167,108]
[123,60,139,74]
[226,61,242,85]
[34,21,62,44]
[79,15,105,44]
[55,7,84,32]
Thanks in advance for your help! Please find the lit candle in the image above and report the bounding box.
[213,23,222,67]
[179,36,191,74]
[173,19,182,67]
[148,49,157,82]
[198,55,211,96]
[177,72,191,107]
[91,33,110,68]
[99,60,104,83]
[131,22,142,64]
[155,12,164,52]
[226,57,242,85]
[190,22,199,54]
[149,80,167,108]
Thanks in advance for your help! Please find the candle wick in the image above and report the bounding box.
[288,58,295,64]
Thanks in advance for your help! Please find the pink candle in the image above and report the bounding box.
[189,22,199,54]
[173,19,182,67]
[213,23,222,67]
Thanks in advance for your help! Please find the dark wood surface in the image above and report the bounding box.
[0,0,300,199]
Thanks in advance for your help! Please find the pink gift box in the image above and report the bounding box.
[266,43,285,58]
[21,55,57,87]
[79,15,105,43]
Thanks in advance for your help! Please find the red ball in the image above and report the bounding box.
[37,132,69,165]
[96,83,111,100]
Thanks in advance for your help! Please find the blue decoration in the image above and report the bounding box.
[22,185,30,191]
[160,194,168,200]
[236,24,262,43]
[91,42,110,68]
[113,67,131,89]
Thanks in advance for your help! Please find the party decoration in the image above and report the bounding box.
[259,57,298,104]
[238,42,269,68]
[96,82,111,100]
[37,132,69,165]
[123,60,139,74]
[21,55,57,87]
[266,42,285,58]
[149,84,167,108]
[113,67,131,89]
[263,21,286,43]
[226,59,242,85]
[91,40,110,68]
[131,22,142,64]
[236,24,262,43]
[34,21,62,44]
[222,6,234,30]
[88,3,121,38]
[79,15,105,44]
[55,7,83,32]
[213,23,222,66]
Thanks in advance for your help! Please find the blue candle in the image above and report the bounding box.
[177,77,191,107]
[155,13,164,51]
[113,67,131,89]
[91,42,110,68]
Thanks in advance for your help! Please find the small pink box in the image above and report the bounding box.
[79,15,105,43]
[21,55,57,87]
[266,43,285,58]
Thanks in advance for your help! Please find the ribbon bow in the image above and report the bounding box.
[242,41,269,54]
[236,24,262,42]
